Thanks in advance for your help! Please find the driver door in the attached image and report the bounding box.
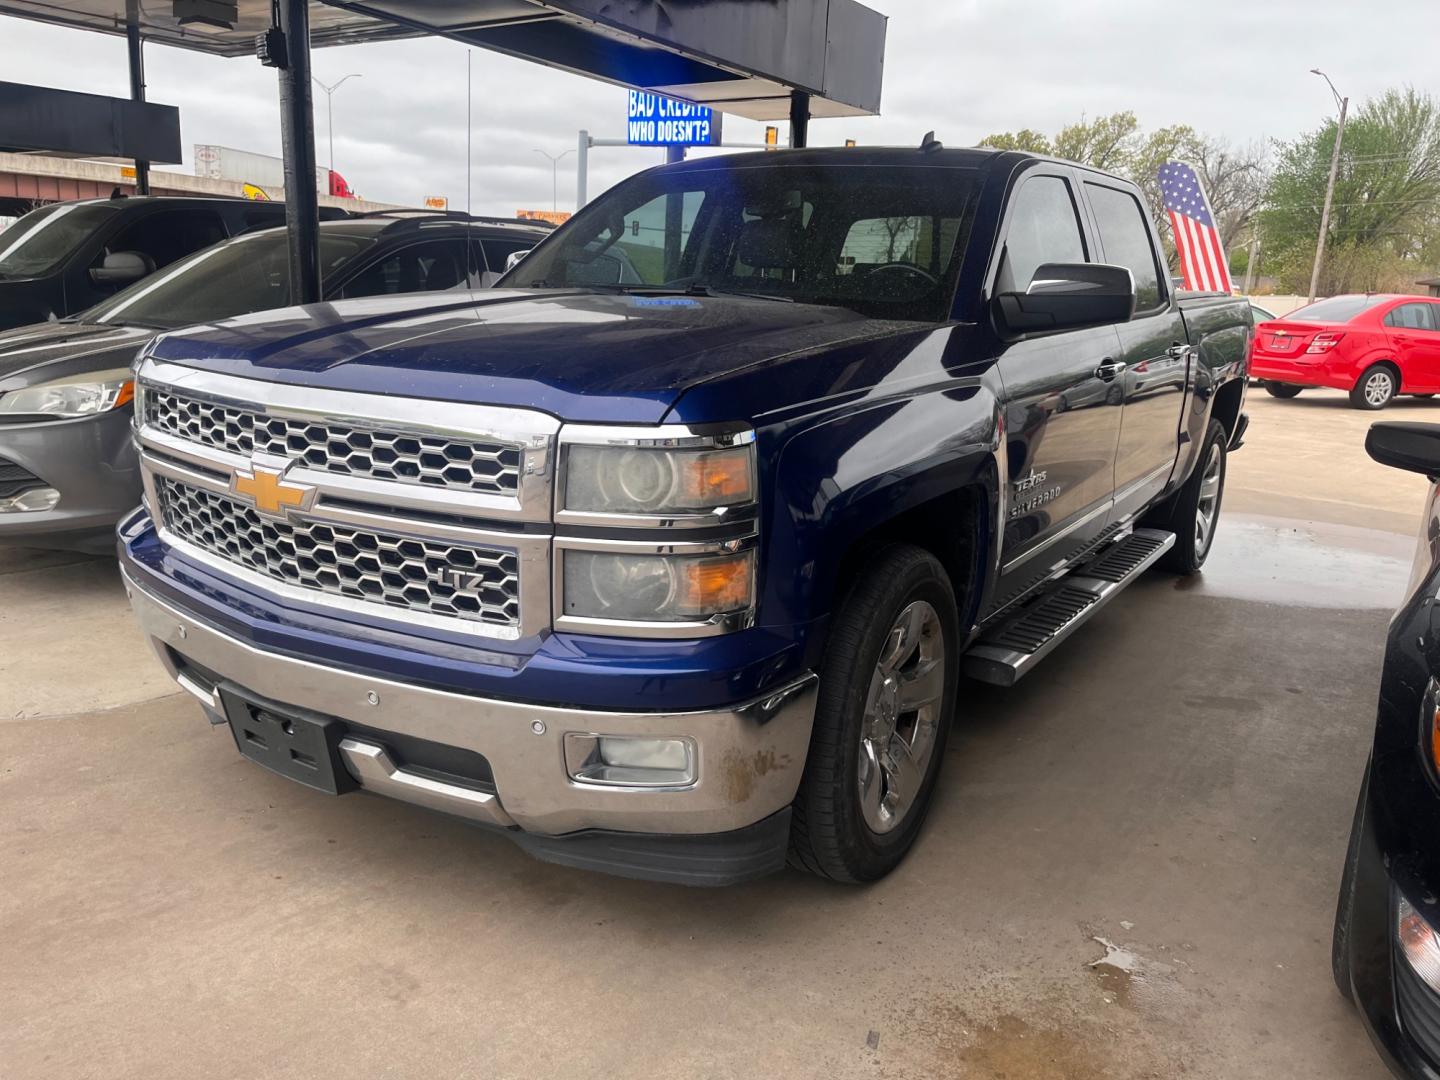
[988,168,1124,615]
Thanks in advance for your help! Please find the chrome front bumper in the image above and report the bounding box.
[124,568,818,837]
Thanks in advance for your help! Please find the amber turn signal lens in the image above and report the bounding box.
[1430,705,1440,775]
[675,552,753,614]
[681,450,753,505]
[114,380,136,410]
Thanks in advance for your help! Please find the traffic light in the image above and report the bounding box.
[765,126,779,149]
[845,139,857,147]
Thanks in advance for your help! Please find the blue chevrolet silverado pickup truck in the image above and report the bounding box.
[118,143,1251,885]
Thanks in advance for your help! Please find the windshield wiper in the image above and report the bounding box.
[594,284,794,303]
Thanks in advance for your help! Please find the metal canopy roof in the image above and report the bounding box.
[0,0,886,120]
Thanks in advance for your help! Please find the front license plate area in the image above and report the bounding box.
[219,687,358,796]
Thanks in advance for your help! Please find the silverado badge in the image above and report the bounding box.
[1010,469,1062,518]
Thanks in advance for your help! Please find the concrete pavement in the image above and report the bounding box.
[2,387,1432,1079]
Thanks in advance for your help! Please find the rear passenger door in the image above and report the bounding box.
[1083,179,1188,517]
[1384,301,1440,390]
[990,168,1124,610]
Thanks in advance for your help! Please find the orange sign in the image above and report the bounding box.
[516,209,572,226]
[120,165,137,180]
[424,196,449,210]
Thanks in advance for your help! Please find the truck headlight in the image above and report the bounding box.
[0,369,136,419]
[563,440,755,515]
[562,548,754,624]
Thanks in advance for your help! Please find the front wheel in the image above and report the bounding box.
[1157,419,1228,574]
[1350,364,1399,410]
[1263,382,1303,399]
[789,544,959,883]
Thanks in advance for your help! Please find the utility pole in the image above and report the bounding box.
[124,0,149,195]
[1308,68,1348,304]
[533,148,574,212]
[312,72,362,178]
[1243,233,1260,295]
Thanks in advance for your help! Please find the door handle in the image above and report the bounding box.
[1166,343,1190,359]
[1095,359,1125,380]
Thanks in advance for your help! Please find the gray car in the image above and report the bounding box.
[0,212,549,552]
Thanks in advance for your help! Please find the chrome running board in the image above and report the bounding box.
[963,528,1175,687]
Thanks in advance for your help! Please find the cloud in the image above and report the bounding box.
[2,0,1437,213]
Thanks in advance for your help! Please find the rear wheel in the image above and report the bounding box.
[1157,419,1227,575]
[1263,382,1303,399]
[1350,364,1399,410]
[789,545,959,883]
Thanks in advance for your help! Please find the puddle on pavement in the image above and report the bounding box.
[1180,513,1413,609]
[1088,936,1187,1018]
[887,998,1118,1080]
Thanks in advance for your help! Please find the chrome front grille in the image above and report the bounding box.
[156,477,521,627]
[144,387,522,496]
[135,360,558,640]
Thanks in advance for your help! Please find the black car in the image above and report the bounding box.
[0,211,551,552]
[0,196,310,330]
[1335,421,1440,1077]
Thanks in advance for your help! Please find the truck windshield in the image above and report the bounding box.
[83,228,377,329]
[0,203,120,280]
[506,163,979,322]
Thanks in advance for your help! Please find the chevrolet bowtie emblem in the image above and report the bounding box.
[231,463,315,518]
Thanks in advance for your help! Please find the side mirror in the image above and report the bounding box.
[1366,422,1440,478]
[90,251,153,286]
[996,262,1136,337]
[504,250,532,272]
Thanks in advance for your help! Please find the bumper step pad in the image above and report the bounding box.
[963,528,1175,687]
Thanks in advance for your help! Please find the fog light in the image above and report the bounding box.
[0,487,59,513]
[1398,895,1440,992]
[564,733,696,788]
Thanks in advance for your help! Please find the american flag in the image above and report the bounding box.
[1158,161,1232,294]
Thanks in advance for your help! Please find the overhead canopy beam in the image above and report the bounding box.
[0,0,886,121]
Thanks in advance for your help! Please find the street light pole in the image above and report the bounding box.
[312,73,362,178]
[1308,68,1349,304]
[532,148,574,212]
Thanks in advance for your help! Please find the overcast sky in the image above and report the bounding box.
[2,0,1437,214]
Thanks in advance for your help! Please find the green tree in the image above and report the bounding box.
[976,128,1053,155]
[1259,88,1440,294]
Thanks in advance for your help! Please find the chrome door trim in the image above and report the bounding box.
[1001,497,1112,575]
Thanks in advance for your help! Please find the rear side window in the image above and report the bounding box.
[481,237,536,272]
[1385,303,1439,331]
[1085,183,1164,311]
[1289,295,1388,323]
[340,238,470,298]
[106,208,228,269]
[1000,175,1086,292]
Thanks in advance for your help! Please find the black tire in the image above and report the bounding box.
[1350,363,1399,410]
[1263,382,1303,399]
[1332,770,1369,1003]
[1156,419,1228,574]
[788,544,960,883]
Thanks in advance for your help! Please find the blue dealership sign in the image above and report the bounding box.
[626,91,723,147]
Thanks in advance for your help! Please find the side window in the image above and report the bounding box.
[612,190,705,284]
[340,238,469,298]
[1085,183,1164,311]
[1000,175,1086,292]
[481,237,536,273]
[105,208,228,270]
[241,207,287,234]
[1386,303,1438,331]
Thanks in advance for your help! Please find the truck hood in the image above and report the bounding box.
[0,319,157,389]
[145,289,899,423]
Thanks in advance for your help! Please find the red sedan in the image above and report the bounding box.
[1251,294,1440,410]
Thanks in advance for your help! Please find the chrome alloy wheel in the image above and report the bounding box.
[1365,369,1395,407]
[1195,442,1222,554]
[857,600,946,835]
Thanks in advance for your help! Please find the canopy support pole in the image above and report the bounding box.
[276,0,322,304]
[789,90,810,148]
[125,0,149,195]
